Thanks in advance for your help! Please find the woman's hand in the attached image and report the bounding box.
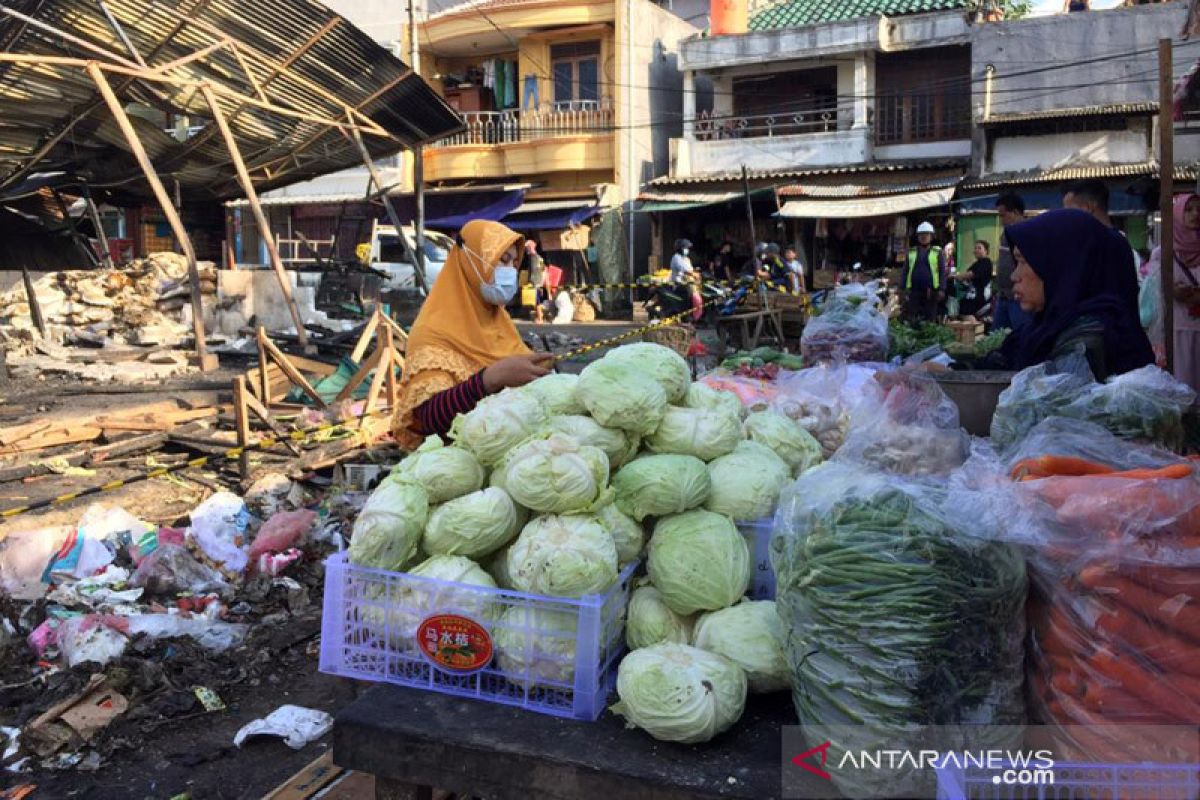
[483,353,554,393]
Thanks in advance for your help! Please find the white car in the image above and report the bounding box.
[367,222,454,294]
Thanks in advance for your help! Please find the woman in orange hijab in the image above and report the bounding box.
[392,219,553,450]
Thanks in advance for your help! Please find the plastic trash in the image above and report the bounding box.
[46,565,143,608]
[244,474,306,519]
[41,531,114,584]
[233,705,333,750]
[130,544,231,598]
[248,510,316,560]
[188,492,250,574]
[56,615,128,668]
[0,525,73,600]
[124,614,246,652]
[256,548,303,577]
[75,504,154,543]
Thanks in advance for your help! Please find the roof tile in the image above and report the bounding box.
[750,0,970,32]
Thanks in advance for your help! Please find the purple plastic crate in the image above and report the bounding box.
[736,518,775,601]
[320,552,637,720]
[936,761,1200,800]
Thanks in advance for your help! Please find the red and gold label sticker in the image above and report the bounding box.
[415,613,494,674]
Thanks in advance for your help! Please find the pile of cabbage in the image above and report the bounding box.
[344,342,822,742]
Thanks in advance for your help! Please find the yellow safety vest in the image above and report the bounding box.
[906,247,941,291]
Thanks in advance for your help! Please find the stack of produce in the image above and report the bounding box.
[800,283,889,364]
[771,374,1028,797]
[992,354,1196,453]
[345,342,824,718]
[1004,419,1200,760]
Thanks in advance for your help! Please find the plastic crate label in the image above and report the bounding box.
[416,613,494,674]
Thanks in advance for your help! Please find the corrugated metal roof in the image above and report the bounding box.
[648,159,968,187]
[750,0,969,32]
[776,172,962,198]
[982,103,1160,126]
[962,162,1158,190]
[0,0,464,203]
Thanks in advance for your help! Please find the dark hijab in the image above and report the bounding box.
[1000,208,1153,375]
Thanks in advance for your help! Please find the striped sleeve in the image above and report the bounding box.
[412,369,488,437]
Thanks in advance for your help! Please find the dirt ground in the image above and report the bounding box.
[0,371,374,799]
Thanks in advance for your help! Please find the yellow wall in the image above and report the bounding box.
[422,0,613,49]
[518,26,614,112]
[424,135,614,183]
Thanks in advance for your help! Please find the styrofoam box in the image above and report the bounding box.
[736,518,775,601]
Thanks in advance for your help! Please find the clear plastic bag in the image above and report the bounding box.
[770,362,885,458]
[1001,425,1200,756]
[770,462,1027,797]
[835,370,969,477]
[801,284,890,364]
[1061,365,1196,452]
[990,351,1095,453]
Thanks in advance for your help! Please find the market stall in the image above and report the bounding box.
[323,300,1200,796]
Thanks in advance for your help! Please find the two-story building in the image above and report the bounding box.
[236,0,697,288]
[641,0,975,280]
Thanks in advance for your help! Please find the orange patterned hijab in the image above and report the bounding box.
[391,219,529,449]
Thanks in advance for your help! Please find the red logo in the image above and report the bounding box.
[792,740,833,781]
[416,613,494,674]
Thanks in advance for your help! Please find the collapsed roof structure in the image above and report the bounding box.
[0,0,463,356]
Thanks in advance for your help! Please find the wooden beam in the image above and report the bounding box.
[350,309,381,364]
[1160,38,1176,373]
[20,262,45,338]
[257,328,327,409]
[52,189,100,269]
[361,348,391,430]
[86,62,211,370]
[200,83,309,350]
[242,389,302,456]
[0,6,140,68]
[233,376,251,478]
[383,324,399,410]
[81,184,115,269]
[334,346,381,404]
[256,331,271,402]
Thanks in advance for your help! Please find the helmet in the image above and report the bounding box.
[765,243,781,256]
[675,238,692,251]
[916,221,935,235]
[851,262,863,272]
[755,242,769,256]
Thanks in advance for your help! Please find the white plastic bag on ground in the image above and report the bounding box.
[188,492,250,574]
[233,705,333,749]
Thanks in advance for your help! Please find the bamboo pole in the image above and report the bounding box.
[199,83,309,350]
[85,61,211,369]
[233,376,251,478]
[1160,38,1176,373]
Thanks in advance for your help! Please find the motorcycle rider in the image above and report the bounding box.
[669,238,695,284]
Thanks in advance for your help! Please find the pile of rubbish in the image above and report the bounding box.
[0,253,217,355]
[0,472,368,774]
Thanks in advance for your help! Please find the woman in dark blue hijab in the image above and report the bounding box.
[996,208,1153,380]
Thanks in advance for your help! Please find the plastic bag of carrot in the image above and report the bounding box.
[1006,419,1200,759]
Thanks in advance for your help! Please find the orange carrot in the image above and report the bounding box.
[1050,668,1085,698]
[1094,608,1200,676]
[1121,564,1199,595]
[1081,567,1200,645]
[1010,455,1115,481]
[1088,647,1200,723]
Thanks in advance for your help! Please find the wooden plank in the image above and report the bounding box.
[334,347,381,404]
[263,751,343,800]
[0,422,50,445]
[361,349,390,430]
[243,392,302,456]
[259,330,327,409]
[233,376,251,478]
[350,310,381,364]
[286,355,338,377]
[1,427,103,455]
[257,330,272,402]
[0,432,166,483]
[384,326,399,411]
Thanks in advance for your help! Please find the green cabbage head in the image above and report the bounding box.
[743,411,823,476]
[523,373,586,415]
[647,510,750,615]
[604,343,691,403]
[705,440,791,521]
[499,433,610,514]
[693,600,789,694]
[544,415,640,469]
[371,555,498,645]
[612,643,747,743]
[626,584,694,650]
[450,387,547,466]
[595,502,645,566]
[507,514,619,598]
[686,382,745,419]
[645,406,743,462]
[612,454,710,521]
[349,480,429,571]
[494,606,579,688]
[577,359,667,436]
[422,486,518,559]
[391,436,484,503]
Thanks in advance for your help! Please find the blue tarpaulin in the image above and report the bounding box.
[503,204,602,231]
[419,189,526,230]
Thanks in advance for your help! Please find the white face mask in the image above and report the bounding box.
[481,265,518,306]
[681,248,690,256]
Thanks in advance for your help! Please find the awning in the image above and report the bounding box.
[636,188,775,213]
[503,202,603,231]
[777,187,956,219]
[423,190,527,229]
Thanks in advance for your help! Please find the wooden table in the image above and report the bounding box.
[716,308,788,354]
[334,685,810,800]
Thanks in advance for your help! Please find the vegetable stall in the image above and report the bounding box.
[325,293,1200,797]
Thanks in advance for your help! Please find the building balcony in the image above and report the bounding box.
[424,101,615,182]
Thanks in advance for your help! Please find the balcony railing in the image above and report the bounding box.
[876,91,970,145]
[433,99,615,147]
[692,105,845,140]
